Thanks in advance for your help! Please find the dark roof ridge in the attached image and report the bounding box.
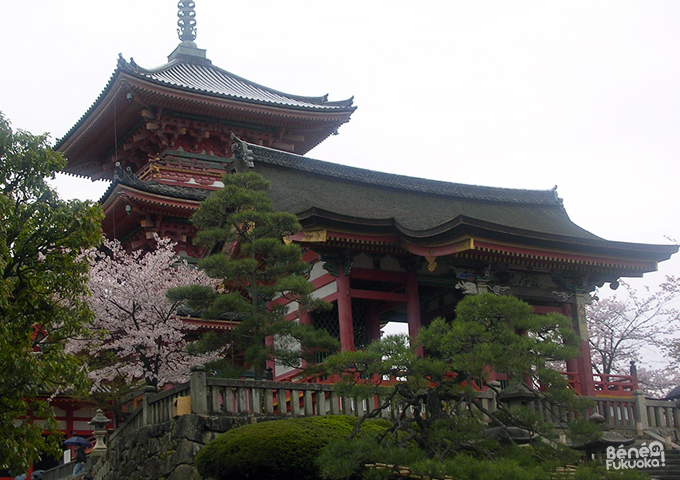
[235,140,565,207]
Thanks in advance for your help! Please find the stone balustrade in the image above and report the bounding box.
[102,367,679,452]
[38,369,680,480]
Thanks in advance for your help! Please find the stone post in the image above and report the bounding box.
[141,385,156,427]
[190,365,208,415]
[633,390,648,436]
[487,380,501,414]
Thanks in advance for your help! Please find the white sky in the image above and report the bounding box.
[2,0,679,293]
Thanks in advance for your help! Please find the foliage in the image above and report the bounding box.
[587,278,680,397]
[195,415,389,480]
[169,172,338,378]
[318,294,609,480]
[67,236,223,402]
[320,439,644,480]
[0,112,102,474]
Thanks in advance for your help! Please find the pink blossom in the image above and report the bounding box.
[67,235,222,390]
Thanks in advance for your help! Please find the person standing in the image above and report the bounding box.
[72,445,87,476]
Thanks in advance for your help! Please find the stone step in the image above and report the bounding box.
[637,450,680,480]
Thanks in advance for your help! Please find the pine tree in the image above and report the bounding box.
[169,172,338,379]
[318,294,600,480]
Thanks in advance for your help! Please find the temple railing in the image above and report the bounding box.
[592,373,638,396]
[643,397,680,431]
[559,372,638,397]
[107,382,191,447]
[105,367,679,450]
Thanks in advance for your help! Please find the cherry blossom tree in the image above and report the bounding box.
[587,277,680,397]
[67,236,222,399]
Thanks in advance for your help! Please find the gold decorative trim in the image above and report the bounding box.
[300,229,327,243]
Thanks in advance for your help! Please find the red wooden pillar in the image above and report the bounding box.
[299,311,313,326]
[565,299,596,396]
[368,304,381,342]
[405,272,423,356]
[561,304,581,392]
[337,268,354,351]
[66,406,74,436]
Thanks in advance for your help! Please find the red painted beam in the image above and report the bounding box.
[311,273,336,289]
[350,268,407,283]
[349,289,408,303]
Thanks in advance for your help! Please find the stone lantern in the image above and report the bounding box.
[483,383,540,445]
[88,409,110,452]
[497,383,538,409]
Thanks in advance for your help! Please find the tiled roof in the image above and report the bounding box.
[121,56,355,112]
[220,139,601,242]
[107,144,677,264]
[54,55,356,165]
[108,164,211,202]
[244,142,563,206]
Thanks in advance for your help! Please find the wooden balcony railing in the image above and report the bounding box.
[592,373,638,396]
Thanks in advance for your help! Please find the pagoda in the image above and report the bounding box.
[56,3,677,397]
[56,2,355,256]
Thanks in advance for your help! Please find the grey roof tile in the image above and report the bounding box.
[246,143,563,206]
[128,58,355,111]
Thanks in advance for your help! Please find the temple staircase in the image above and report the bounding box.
[636,448,680,480]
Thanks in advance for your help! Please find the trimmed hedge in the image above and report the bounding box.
[195,415,388,480]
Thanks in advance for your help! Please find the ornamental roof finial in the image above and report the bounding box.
[177,1,197,42]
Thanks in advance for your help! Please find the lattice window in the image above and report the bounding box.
[352,302,370,350]
[313,303,340,340]
[312,301,371,353]
[313,303,340,364]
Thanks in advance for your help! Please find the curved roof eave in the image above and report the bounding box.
[124,80,356,122]
[55,66,123,150]
[135,58,356,109]
[55,57,356,164]
[294,206,678,263]
[97,163,678,267]
[56,54,356,149]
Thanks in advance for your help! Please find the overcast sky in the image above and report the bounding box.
[2,0,679,293]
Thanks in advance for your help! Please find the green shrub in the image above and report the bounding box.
[318,438,648,480]
[196,415,388,480]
